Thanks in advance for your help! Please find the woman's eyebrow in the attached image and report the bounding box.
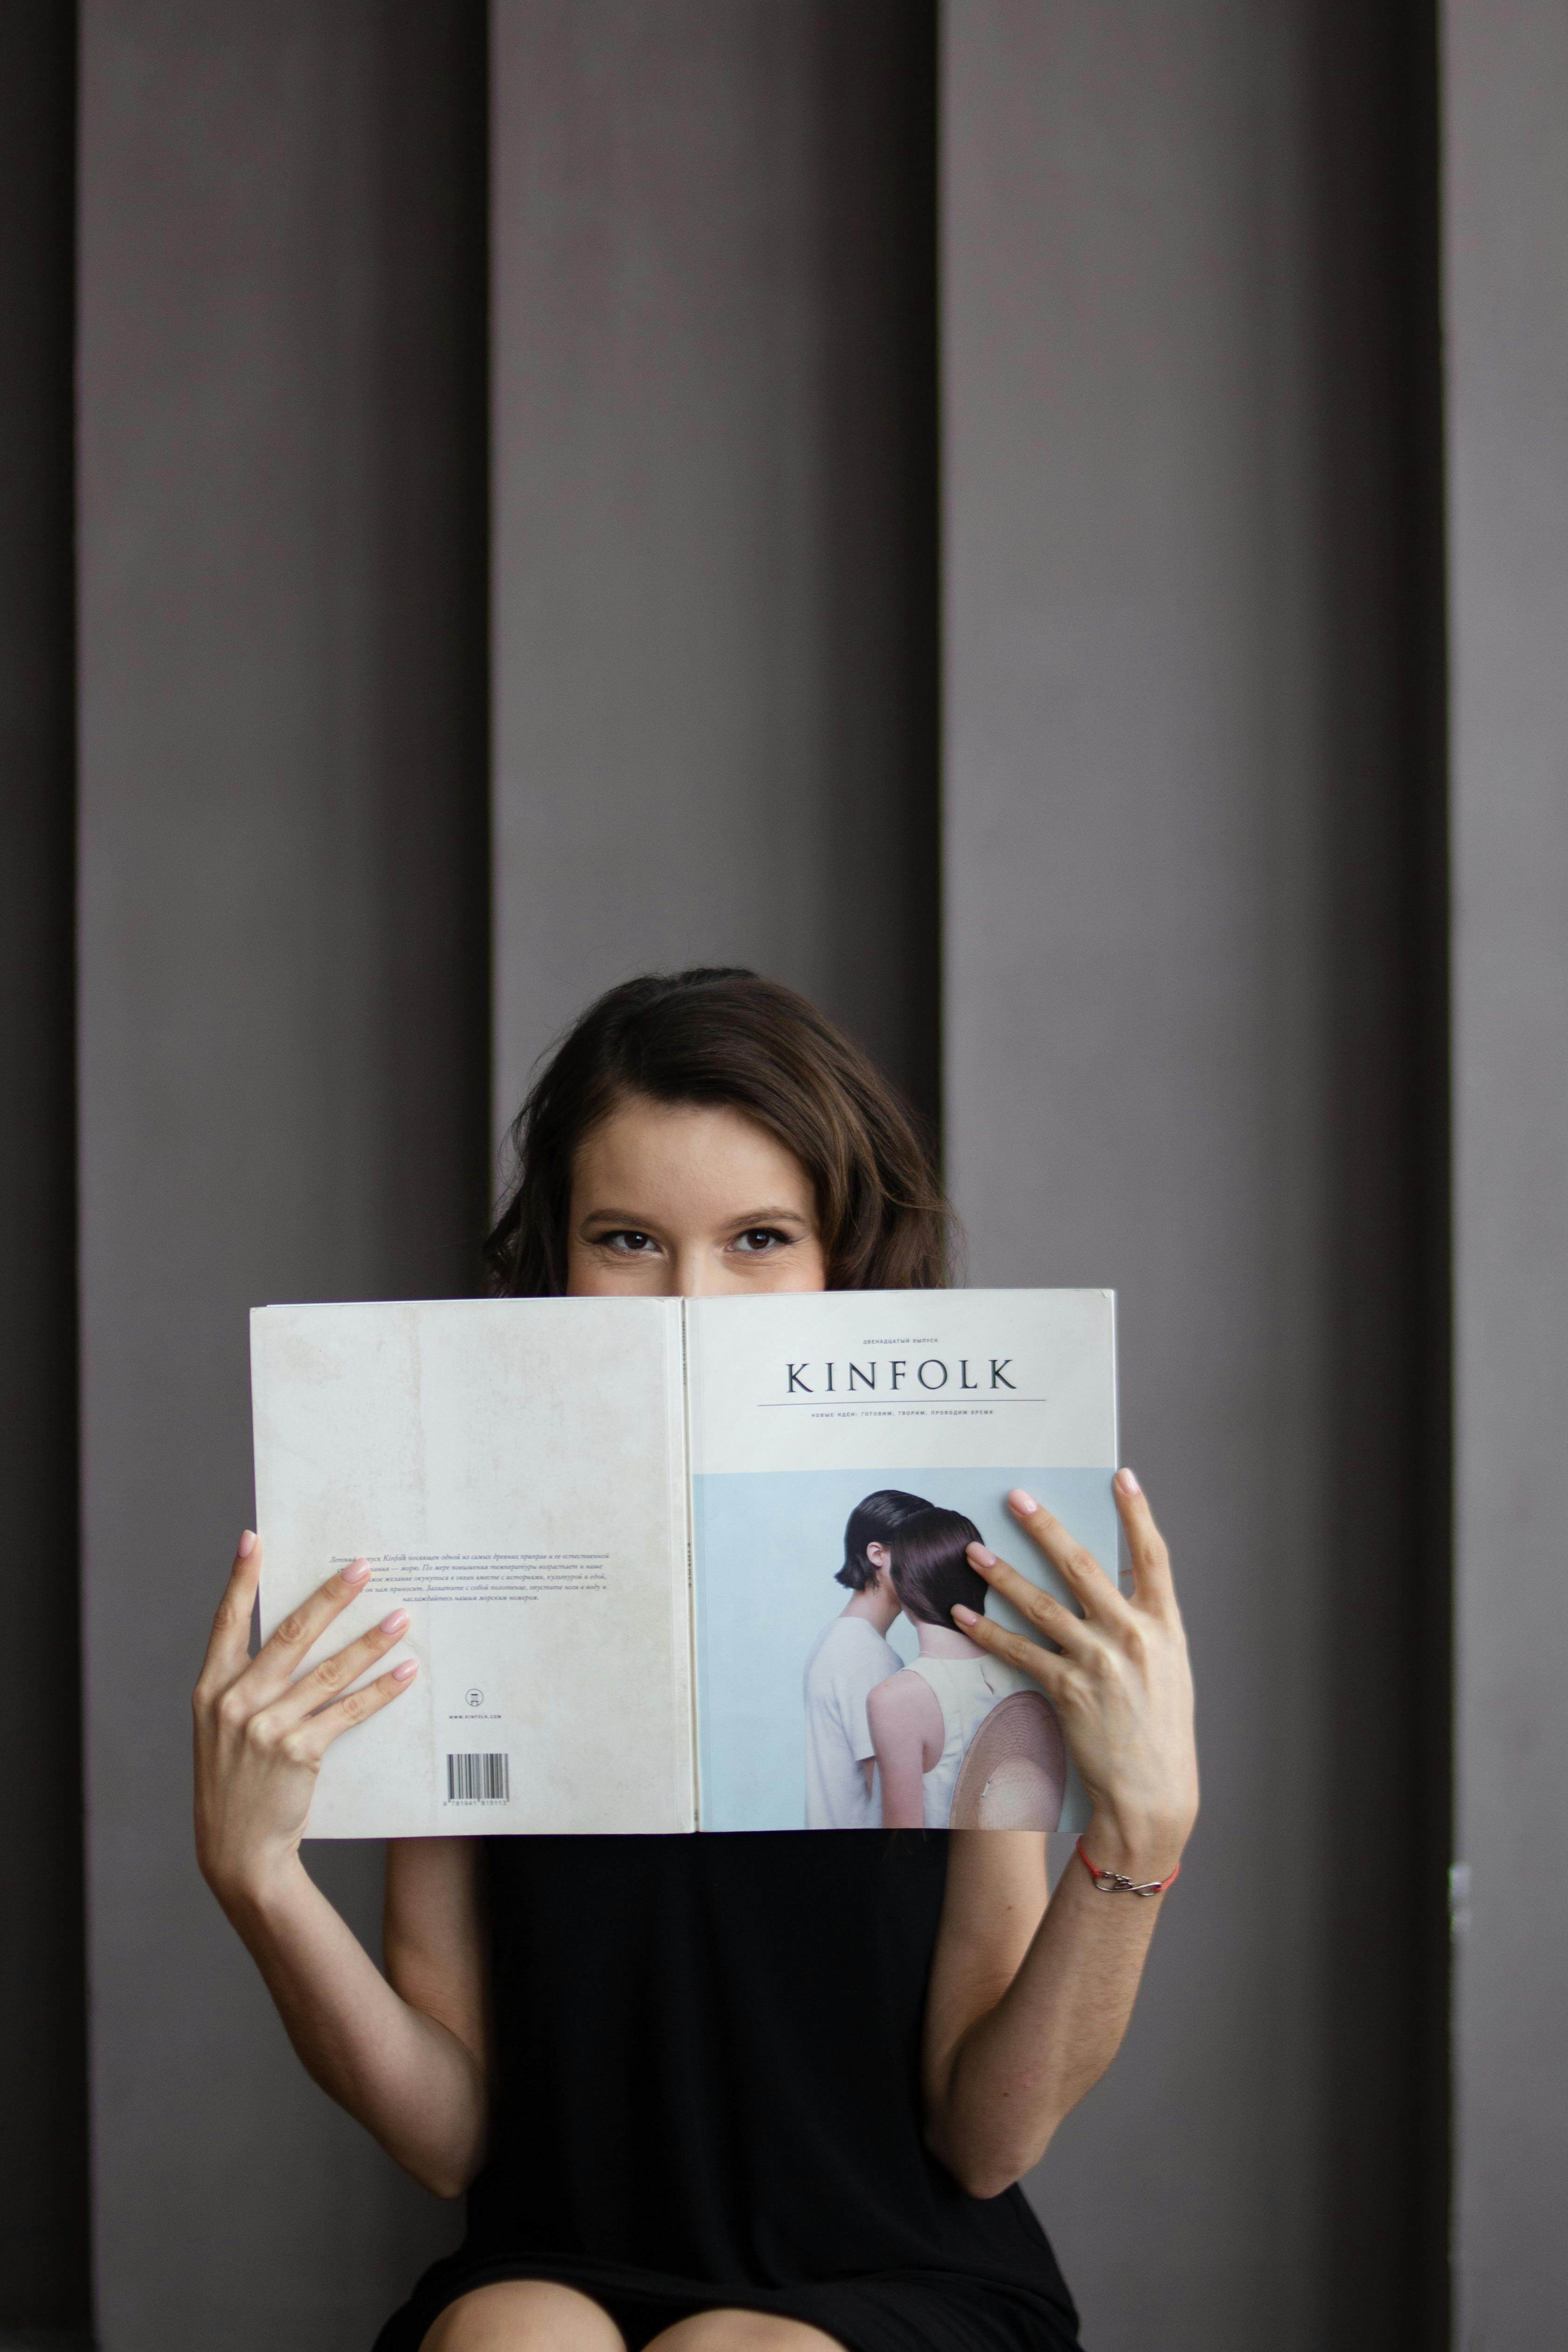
[577,1202,811,1229]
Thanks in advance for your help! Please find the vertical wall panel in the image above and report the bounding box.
[0,3,90,2331]
[490,0,938,1137]
[1443,5,1568,2344]
[78,7,487,2346]
[942,7,1447,2348]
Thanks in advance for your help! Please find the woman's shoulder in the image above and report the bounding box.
[869,1663,946,1743]
[868,1662,934,1716]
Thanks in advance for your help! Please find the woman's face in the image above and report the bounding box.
[566,1095,828,1298]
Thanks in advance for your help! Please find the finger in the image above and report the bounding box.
[1113,1469,1178,1613]
[283,1658,418,1763]
[264,1608,413,1729]
[270,1599,416,1731]
[1006,1488,1133,1629]
[950,1603,1068,1695]
[248,1558,375,1697]
[196,1532,263,1697]
[965,1543,1095,1657]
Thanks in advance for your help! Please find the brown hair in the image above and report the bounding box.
[484,968,952,1296]
[836,1489,934,1592]
[888,1505,988,1628]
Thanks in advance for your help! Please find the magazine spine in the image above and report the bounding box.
[680,1299,701,1831]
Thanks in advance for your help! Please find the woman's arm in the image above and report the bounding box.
[193,1535,490,2196]
[382,1835,491,2124]
[867,1671,941,1829]
[921,1474,1197,2197]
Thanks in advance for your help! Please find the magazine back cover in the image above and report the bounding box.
[251,1297,692,1837]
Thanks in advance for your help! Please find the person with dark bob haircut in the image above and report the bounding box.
[194,968,1198,2352]
[803,1490,931,1830]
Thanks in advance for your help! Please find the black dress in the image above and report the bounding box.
[373,1833,1081,2352]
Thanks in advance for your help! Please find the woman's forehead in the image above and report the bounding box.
[572,1097,813,1214]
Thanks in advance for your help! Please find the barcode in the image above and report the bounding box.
[445,1752,510,1803]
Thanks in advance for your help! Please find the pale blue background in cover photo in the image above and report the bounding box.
[692,1465,1118,1832]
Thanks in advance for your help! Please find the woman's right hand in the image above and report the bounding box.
[193,1533,417,1910]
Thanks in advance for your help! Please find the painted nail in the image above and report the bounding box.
[379,1609,410,1637]
[953,1604,979,1626]
[237,1530,257,1558]
[340,1559,372,1588]
[391,1659,418,1683]
[968,1543,998,1568]
[1008,1488,1038,1515]
[1115,1467,1142,1496]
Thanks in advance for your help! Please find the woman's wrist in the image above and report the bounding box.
[1079,1805,1191,1887]
[206,1846,312,1936]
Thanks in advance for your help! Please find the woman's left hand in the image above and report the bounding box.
[954,1469,1197,1879]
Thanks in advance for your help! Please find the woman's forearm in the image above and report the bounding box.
[924,1817,1177,2198]
[924,1476,1198,2197]
[219,1858,487,2196]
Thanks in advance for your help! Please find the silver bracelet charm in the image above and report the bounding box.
[1075,1837,1181,1898]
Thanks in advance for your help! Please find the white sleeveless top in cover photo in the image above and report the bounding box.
[905,1654,1037,1829]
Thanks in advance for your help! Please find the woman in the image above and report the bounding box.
[868,1507,1049,1833]
[193,968,1198,2352]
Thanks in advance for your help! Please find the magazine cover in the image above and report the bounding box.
[252,1289,1116,1836]
[686,1288,1117,1836]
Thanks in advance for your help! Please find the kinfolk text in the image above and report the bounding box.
[783,1358,1017,1396]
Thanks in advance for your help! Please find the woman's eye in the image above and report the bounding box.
[600,1229,659,1255]
[731,1228,791,1255]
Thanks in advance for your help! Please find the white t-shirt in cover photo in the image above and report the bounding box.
[803,1613,903,1830]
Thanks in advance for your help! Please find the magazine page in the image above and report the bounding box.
[685,1289,1117,1834]
[251,1297,692,1837]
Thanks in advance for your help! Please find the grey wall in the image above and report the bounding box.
[490,0,938,1137]
[1443,5,1568,2345]
[942,7,1447,2348]
[0,3,90,2332]
[55,3,1562,2345]
[78,7,488,2346]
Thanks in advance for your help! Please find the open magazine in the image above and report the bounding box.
[250,1288,1117,1837]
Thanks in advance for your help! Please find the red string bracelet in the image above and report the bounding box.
[1075,1836,1181,1899]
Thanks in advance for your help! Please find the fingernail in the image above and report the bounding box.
[391,1659,418,1683]
[1116,1467,1142,1496]
[379,1609,409,1637]
[968,1543,998,1568]
[340,1559,371,1588]
[953,1604,979,1626]
[238,1530,256,1558]
[1009,1489,1038,1515]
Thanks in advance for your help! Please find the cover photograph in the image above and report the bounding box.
[250,1288,1117,1839]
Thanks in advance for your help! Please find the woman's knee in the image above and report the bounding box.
[645,2315,842,2352]
[421,2279,627,2352]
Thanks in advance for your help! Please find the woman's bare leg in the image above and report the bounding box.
[645,2315,842,2352]
[421,2280,627,2352]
